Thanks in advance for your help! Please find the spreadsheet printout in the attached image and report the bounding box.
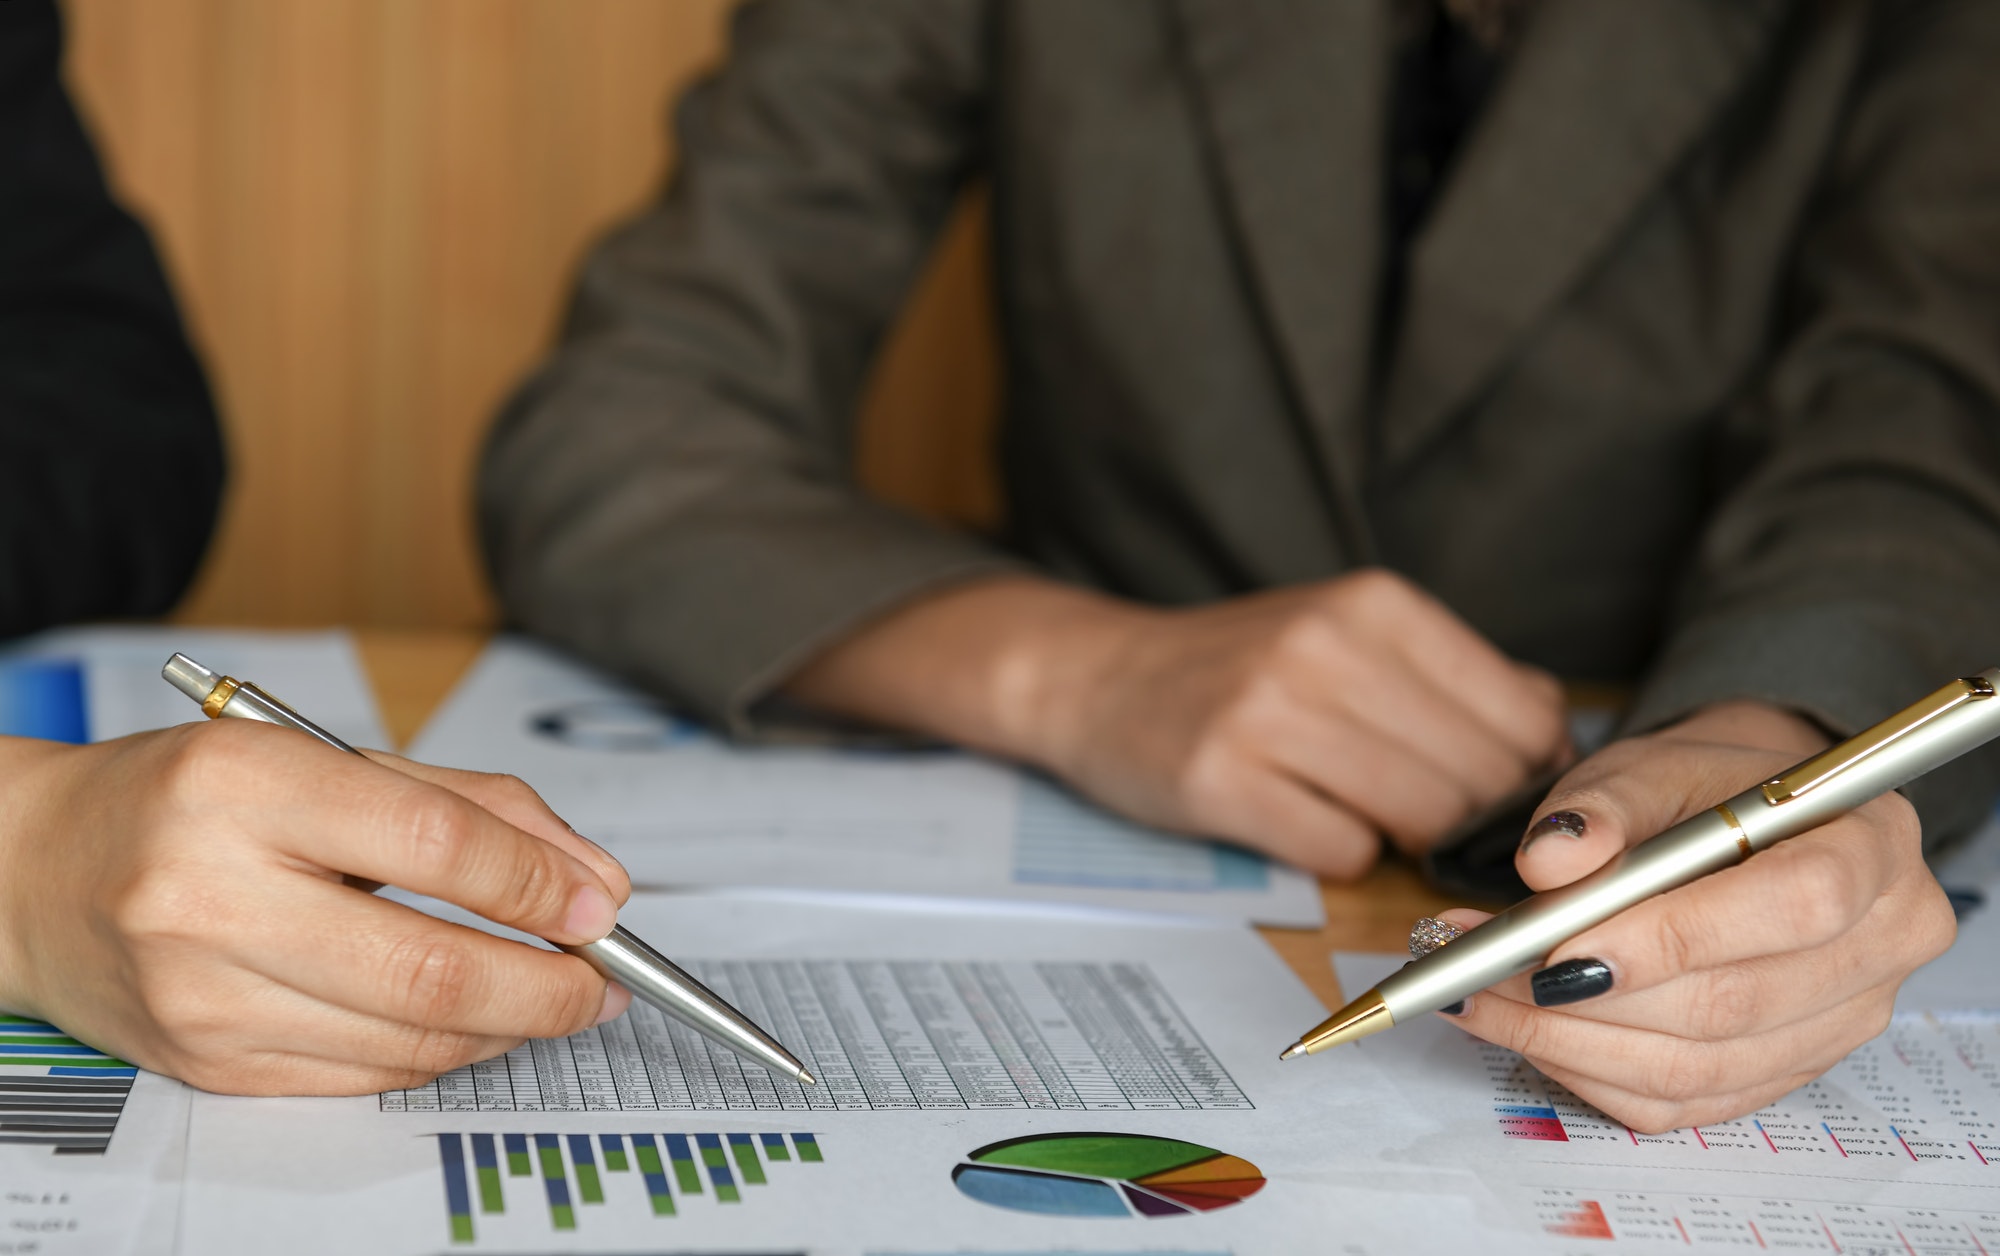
[381,959,1249,1113]
[182,896,1543,1256]
[1338,951,2000,1252]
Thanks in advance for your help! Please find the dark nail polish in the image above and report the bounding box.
[1531,958,1614,1007]
[1439,1000,1465,1016]
[1520,809,1587,855]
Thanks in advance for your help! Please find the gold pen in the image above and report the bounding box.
[1284,669,2000,1058]
[161,653,817,1086]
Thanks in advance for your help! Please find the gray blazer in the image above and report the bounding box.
[480,0,2000,842]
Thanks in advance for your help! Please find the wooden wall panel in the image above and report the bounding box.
[57,0,998,628]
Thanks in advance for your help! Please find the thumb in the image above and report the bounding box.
[1515,736,1745,893]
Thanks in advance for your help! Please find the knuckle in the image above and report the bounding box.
[1650,1039,1723,1104]
[1686,965,1762,1041]
[539,967,603,1037]
[384,933,476,1024]
[1651,901,1714,977]
[1775,852,1862,945]
[1621,1098,1693,1137]
[400,1027,483,1079]
[396,793,476,878]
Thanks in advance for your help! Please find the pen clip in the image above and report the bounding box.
[1761,676,1997,806]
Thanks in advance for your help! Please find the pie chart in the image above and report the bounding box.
[951,1133,1266,1219]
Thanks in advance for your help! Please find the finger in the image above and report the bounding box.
[1520,873,1951,1038]
[1273,634,1542,808]
[362,750,632,902]
[1537,802,1924,1002]
[1256,703,1480,852]
[1334,571,1568,767]
[225,878,621,1039]
[275,760,622,946]
[1186,755,1381,879]
[1514,735,1766,893]
[1530,1054,1825,1137]
[187,988,529,1096]
[1457,980,1895,1130]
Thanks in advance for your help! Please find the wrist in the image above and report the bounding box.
[0,737,81,1017]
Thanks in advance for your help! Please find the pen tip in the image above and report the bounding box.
[1279,1043,1303,1062]
[797,1069,817,1086]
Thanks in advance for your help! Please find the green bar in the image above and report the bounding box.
[507,1152,531,1176]
[0,1035,83,1047]
[0,1057,127,1069]
[574,1163,604,1204]
[701,1144,739,1203]
[634,1144,676,1216]
[449,1214,474,1244]
[476,1167,503,1214]
[796,1138,823,1163]
[604,1147,629,1172]
[550,1204,575,1231]
[764,1138,791,1162]
[730,1139,767,1185]
[0,1016,39,1024]
[672,1156,702,1195]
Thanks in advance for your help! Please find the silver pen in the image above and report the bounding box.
[1284,669,2000,1058]
[161,653,816,1086]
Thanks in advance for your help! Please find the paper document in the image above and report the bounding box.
[408,638,1322,926]
[1336,951,2000,1251]
[180,895,1547,1255]
[0,626,390,749]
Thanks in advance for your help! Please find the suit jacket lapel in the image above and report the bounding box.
[1172,0,1393,559]
[1378,0,1791,467]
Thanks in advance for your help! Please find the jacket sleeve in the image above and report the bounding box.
[478,0,1020,733]
[1624,1,2000,846]
[0,0,224,639]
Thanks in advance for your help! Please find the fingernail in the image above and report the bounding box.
[593,983,631,1026]
[1439,999,1466,1016]
[1531,957,1614,1007]
[564,885,619,941]
[1520,809,1587,855]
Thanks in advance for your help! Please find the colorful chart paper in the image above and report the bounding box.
[952,1133,1265,1220]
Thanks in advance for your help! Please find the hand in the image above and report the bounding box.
[788,570,1569,878]
[0,719,634,1096]
[1440,701,1956,1133]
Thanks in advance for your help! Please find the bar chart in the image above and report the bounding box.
[384,960,1248,1113]
[0,1015,137,1155]
[434,1130,822,1245]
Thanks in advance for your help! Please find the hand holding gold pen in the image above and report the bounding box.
[1286,671,2000,1132]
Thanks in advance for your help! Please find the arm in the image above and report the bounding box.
[479,0,1018,731]
[0,0,224,636]
[1621,0,2000,847]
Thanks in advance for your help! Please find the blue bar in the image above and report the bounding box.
[49,1066,137,1078]
[470,1134,497,1173]
[598,1134,623,1156]
[0,1044,100,1056]
[696,1132,735,1191]
[566,1134,595,1167]
[761,1133,786,1153]
[436,1134,473,1241]
[0,660,88,744]
[1,1024,70,1035]
[535,1134,572,1210]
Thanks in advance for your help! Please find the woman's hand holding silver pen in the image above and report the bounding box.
[1428,700,1956,1135]
[0,720,633,1095]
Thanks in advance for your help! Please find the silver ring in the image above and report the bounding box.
[1408,916,1463,958]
